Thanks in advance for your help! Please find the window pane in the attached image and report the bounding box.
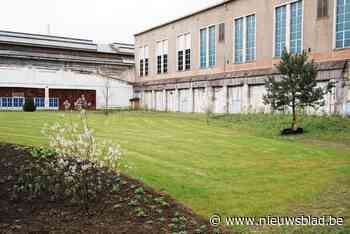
[178,51,184,71]
[163,54,168,73]
[185,49,191,70]
[290,0,303,54]
[336,0,350,48]
[145,58,149,76]
[209,26,216,67]
[139,59,144,76]
[246,15,256,62]
[235,18,244,64]
[200,28,207,68]
[275,5,287,57]
[157,56,162,74]
[2,97,8,107]
[8,98,13,107]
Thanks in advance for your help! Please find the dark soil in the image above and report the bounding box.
[0,144,229,234]
[281,128,304,136]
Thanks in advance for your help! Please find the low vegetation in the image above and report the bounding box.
[1,144,219,233]
[0,111,349,233]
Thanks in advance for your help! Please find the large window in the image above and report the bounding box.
[35,97,45,108]
[49,98,59,109]
[139,46,149,77]
[246,15,256,62]
[200,28,207,68]
[156,40,168,74]
[13,97,24,108]
[235,18,244,64]
[234,14,256,64]
[200,25,216,69]
[275,6,287,57]
[209,26,216,67]
[274,1,303,57]
[1,97,12,108]
[290,1,303,54]
[336,0,350,49]
[0,97,24,108]
[177,33,191,71]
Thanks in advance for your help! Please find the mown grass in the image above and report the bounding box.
[0,111,349,234]
[211,113,350,146]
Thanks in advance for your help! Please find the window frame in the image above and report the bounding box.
[177,32,191,71]
[233,12,257,64]
[155,39,168,75]
[333,0,350,49]
[199,24,217,69]
[35,97,45,109]
[138,45,149,77]
[49,97,59,109]
[272,0,304,57]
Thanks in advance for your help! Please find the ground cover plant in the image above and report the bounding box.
[0,111,349,233]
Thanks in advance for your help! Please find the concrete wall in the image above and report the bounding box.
[0,60,133,109]
[134,0,349,82]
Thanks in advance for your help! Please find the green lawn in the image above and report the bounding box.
[0,111,349,233]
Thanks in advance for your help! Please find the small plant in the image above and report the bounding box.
[134,187,145,195]
[154,196,169,207]
[31,147,57,159]
[202,97,215,125]
[168,223,178,231]
[111,184,120,193]
[128,199,139,207]
[23,97,36,112]
[134,207,147,217]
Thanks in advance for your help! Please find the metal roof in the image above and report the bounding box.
[0,30,134,56]
[135,0,233,36]
[0,30,97,51]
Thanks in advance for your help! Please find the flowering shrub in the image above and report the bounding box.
[41,99,122,172]
[12,155,120,214]
[14,96,124,213]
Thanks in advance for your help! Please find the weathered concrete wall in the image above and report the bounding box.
[134,60,350,115]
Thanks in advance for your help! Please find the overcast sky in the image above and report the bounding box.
[0,0,222,44]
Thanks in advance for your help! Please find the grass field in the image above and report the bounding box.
[0,111,349,233]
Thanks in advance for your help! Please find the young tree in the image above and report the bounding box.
[102,79,111,115]
[263,49,334,130]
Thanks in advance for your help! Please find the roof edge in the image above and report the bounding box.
[134,0,233,37]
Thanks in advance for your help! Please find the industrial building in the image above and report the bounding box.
[0,30,134,110]
[133,0,350,115]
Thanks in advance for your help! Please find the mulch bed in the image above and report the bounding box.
[0,144,230,234]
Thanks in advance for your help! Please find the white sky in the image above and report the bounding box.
[0,0,222,44]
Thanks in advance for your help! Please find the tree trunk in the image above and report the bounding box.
[291,103,297,130]
[104,88,109,116]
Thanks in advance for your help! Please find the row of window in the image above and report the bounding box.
[0,97,59,108]
[34,97,59,108]
[0,97,24,108]
[138,0,349,77]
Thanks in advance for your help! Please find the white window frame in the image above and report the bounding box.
[156,39,168,74]
[177,32,191,71]
[139,45,149,76]
[233,12,257,64]
[272,0,304,57]
[199,24,217,69]
[333,0,350,49]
